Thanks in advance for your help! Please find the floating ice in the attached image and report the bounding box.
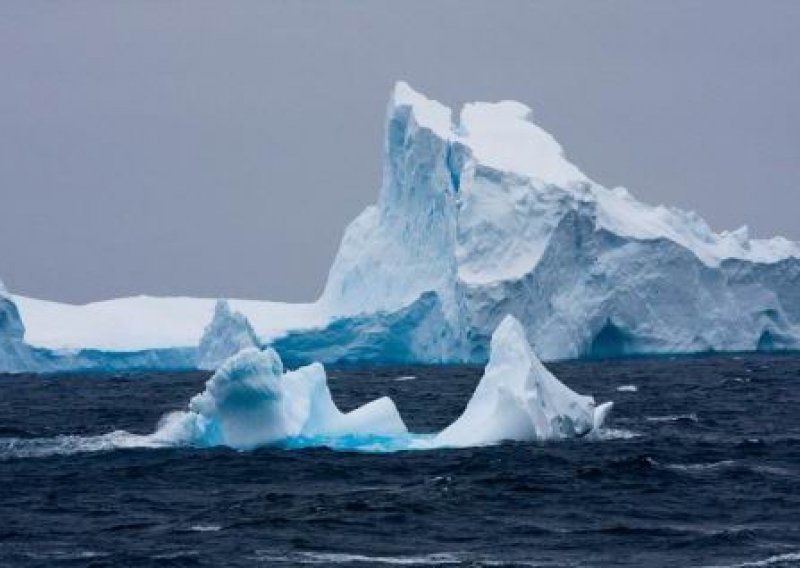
[434,316,612,448]
[152,348,409,450]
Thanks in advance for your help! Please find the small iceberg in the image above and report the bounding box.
[152,347,408,450]
[433,316,613,448]
[616,384,638,392]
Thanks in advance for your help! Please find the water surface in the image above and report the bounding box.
[1,355,799,567]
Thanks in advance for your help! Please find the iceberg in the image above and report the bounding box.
[2,81,799,373]
[434,316,612,448]
[319,82,800,362]
[152,347,409,450]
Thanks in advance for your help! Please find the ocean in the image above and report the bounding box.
[1,354,798,567]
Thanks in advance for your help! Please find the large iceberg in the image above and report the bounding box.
[2,82,799,373]
[319,82,800,362]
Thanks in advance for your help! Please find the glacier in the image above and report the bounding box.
[2,81,799,373]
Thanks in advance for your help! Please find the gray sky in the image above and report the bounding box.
[1,1,798,304]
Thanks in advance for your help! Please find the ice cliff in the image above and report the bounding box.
[2,82,799,373]
[318,81,800,361]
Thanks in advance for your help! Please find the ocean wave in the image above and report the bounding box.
[662,460,796,479]
[646,413,699,423]
[0,425,627,459]
[590,428,640,440]
[248,551,548,566]
[699,551,800,568]
[664,460,737,473]
[0,432,163,460]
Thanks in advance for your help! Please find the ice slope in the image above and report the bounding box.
[196,300,261,370]
[2,81,800,373]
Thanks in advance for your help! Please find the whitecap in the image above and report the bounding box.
[190,524,222,532]
[616,385,638,392]
[590,428,640,440]
[0,431,163,460]
[700,551,800,568]
[250,551,463,565]
[248,551,546,566]
[664,460,737,473]
[645,413,699,423]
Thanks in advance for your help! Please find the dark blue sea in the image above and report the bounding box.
[1,354,799,567]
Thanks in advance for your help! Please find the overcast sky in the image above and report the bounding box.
[1,1,798,304]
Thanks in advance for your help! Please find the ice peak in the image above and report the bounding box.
[390,81,453,138]
[491,315,531,359]
[387,82,588,187]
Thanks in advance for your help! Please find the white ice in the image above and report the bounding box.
[434,316,612,448]
[152,347,409,450]
[158,318,612,451]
